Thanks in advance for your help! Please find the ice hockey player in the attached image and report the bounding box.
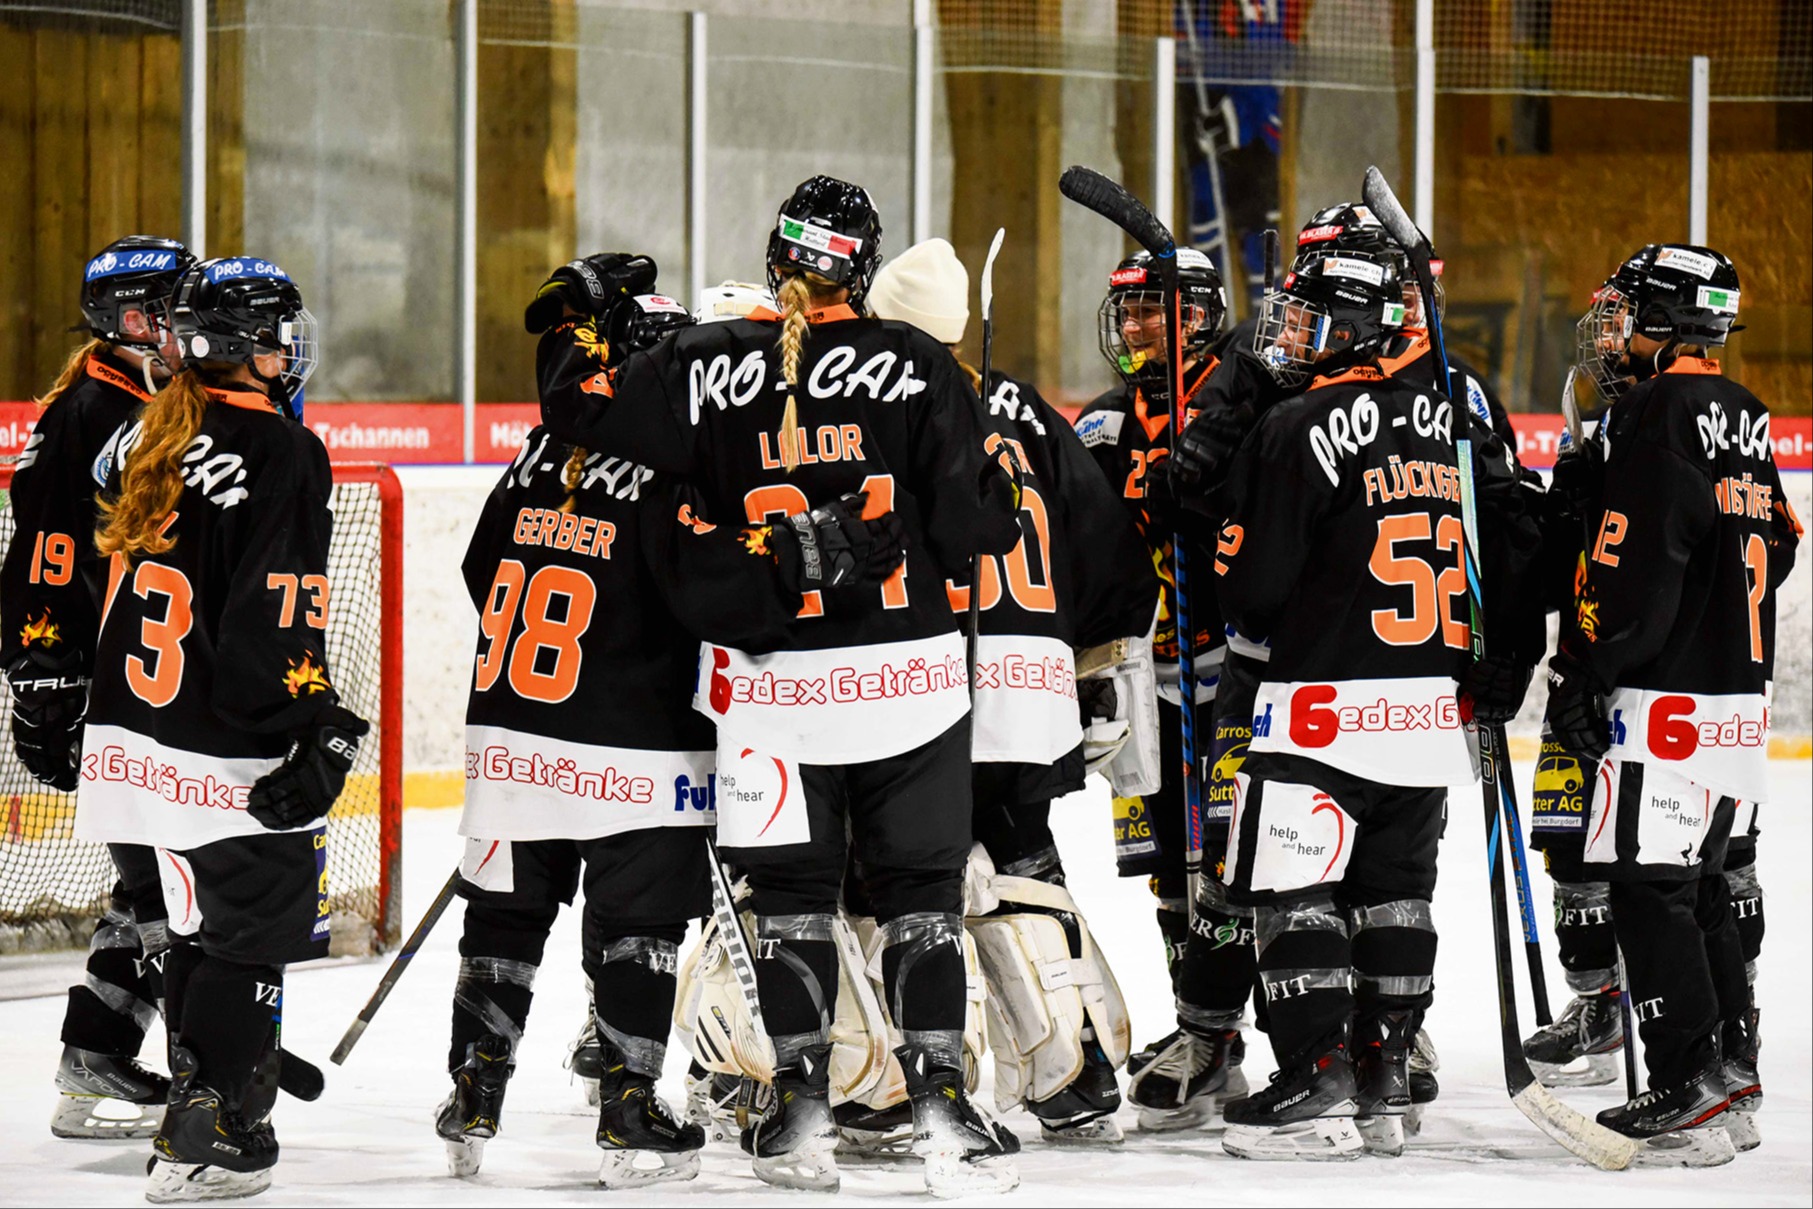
[438,262,908,1187]
[1210,239,1530,1160]
[1073,247,1234,1106]
[1543,244,1798,1164]
[538,176,1024,1196]
[76,256,366,1202]
[1,236,192,1139]
[864,237,1158,1144]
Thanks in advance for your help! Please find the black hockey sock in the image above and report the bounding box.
[880,911,968,1070]
[161,936,204,1043]
[60,909,154,1056]
[1725,853,1764,972]
[1693,871,1750,1027]
[1552,881,1618,993]
[1174,881,1256,1032]
[586,928,686,1079]
[1609,879,1719,1088]
[1155,903,1191,990]
[974,798,1065,883]
[177,958,283,1101]
[1255,897,1352,1068]
[1349,898,1438,1020]
[752,913,837,1068]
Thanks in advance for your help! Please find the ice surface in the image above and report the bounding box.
[2,761,1807,1206]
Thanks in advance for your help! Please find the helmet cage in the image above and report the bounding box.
[1576,283,1632,402]
[1254,278,1406,389]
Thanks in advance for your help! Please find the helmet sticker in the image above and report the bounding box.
[85,249,181,281]
[1109,266,1148,286]
[1297,224,1342,245]
[1654,247,1717,279]
[1696,286,1740,314]
[778,217,861,260]
[204,258,291,285]
[1321,256,1386,287]
[635,294,690,315]
[1176,247,1214,271]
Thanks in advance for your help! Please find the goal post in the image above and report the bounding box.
[0,459,405,957]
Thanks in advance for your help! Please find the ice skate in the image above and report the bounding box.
[1222,1039,1363,1161]
[51,1044,169,1139]
[1029,1033,1124,1144]
[834,1099,915,1158]
[898,1044,1020,1198]
[1721,1008,1762,1153]
[1127,1027,1247,1132]
[433,1034,514,1178]
[1354,1009,1413,1157]
[566,1010,603,1107]
[1596,1063,1736,1168]
[687,1068,761,1145]
[595,1067,705,1188]
[146,1047,278,1204]
[743,1045,840,1192]
[1524,988,1623,1088]
[1126,1026,1183,1078]
[1405,1027,1439,1136]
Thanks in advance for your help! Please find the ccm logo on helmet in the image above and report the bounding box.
[1646,695,1767,760]
[1283,684,1463,749]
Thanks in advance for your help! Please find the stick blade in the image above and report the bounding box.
[1510,1081,1640,1171]
[980,227,1006,317]
[1059,165,1174,260]
[1361,164,1425,256]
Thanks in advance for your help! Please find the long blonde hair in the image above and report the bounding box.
[774,271,843,474]
[35,338,105,410]
[94,367,214,567]
[559,445,588,513]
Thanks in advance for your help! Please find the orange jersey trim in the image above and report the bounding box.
[1664,355,1722,376]
[86,355,155,403]
[745,303,860,326]
[206,387,280,413]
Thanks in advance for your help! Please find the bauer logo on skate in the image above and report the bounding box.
[459,725,714,842]
[697,633,971,764]
[1603,687,1770,802]
[1249,677,1474,787]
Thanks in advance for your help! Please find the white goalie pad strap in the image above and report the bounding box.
[673,907,777,1082]
[982,873,1132,1069]
[971,912,1084,1111]
[1105,629,1161,796]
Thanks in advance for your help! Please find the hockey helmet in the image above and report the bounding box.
[1295,204,1444,330]
[693,280,775,324]
[1096,247,1226,386]
[171,256,317,411]
[765,175,884,305]
[1614,244,1740,347]
[80,236,195,348]
[1254,243,1405,389]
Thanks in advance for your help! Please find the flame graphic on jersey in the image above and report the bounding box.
[738,526,773,558]
[283,653,332,698]
[19,612,61,648]
[1575,594,1601,643]
[573,320,610,365]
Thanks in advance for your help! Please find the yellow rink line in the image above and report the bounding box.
[400,737,1813,812]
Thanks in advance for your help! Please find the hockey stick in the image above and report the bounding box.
[331,868,462,1065]
[1363,165,1636,1172]
[1058,165,1204,909]
[968,227,1007,703]
[703,836,772,1052]
[1616,946,1639,1099]
[1177,4,1240,324]
[1262,227,1279,294]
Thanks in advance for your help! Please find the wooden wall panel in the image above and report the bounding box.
[0,28,38,400]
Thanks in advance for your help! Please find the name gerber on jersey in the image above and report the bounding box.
[511,506,616,559]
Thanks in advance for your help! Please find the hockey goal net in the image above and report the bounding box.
[0,460,403,957]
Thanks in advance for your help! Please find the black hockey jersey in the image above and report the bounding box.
[1215,364,1476,787]
[1573,357,1800,803]
[1074,360,1224,705]
[537,308,1020,764]
[964,370,1157,768]
[1,350,155,674]
[76,387,340,850]
[459,425,797,842]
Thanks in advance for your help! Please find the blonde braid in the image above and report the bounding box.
[559,445,588,514]
[775,274,814,474]
[35,338,104,409]
[95,367,212,567]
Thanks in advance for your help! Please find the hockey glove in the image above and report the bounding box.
[1459,651,1534,724]
[246,704,371,831]
[524,252,658,334]
[768,493,907,593]
[1548,441,1604,519]
[6,648,87,792]
[1170,402,1254,496]
[1543,647,1611,762]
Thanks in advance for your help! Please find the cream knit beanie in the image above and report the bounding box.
[868,238,970,345]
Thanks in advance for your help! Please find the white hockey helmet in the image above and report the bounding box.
[693,280,775,324]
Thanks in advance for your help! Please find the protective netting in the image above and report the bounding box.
[0,464,399,957]
[932,0,1811,100]
[0,1,180,33]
